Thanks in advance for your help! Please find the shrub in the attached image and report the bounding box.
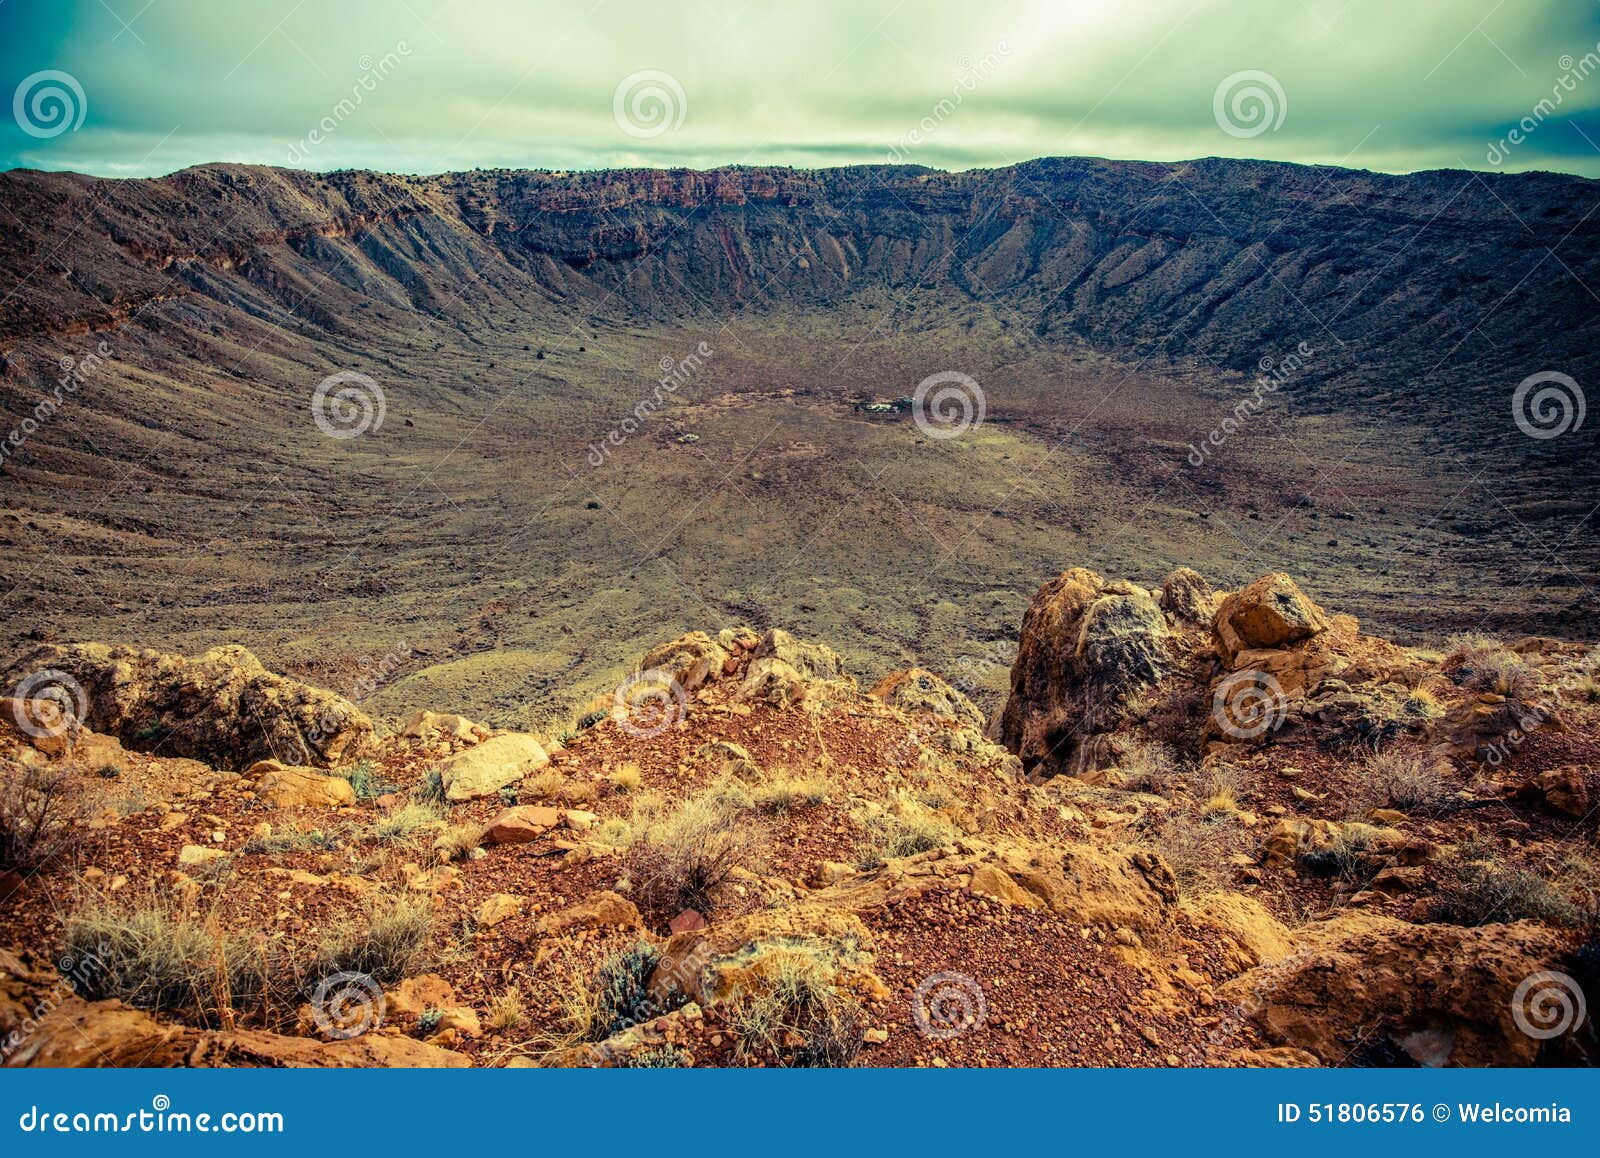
[0,763,85,873]
[608,763,643,793]
[1145,813,1234,896]
[313,894,433,985]
[624,1043,693,1067]
[727,945,863,1067]
[1116,737,1180,794]
[1431,860,1583,927]
[749,776,830,813]
[1297,827,1377,883]
[1201,767,1241,816]
[1358,748,1456,814]
[627,792,769,914]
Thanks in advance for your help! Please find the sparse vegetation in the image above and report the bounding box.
[338,759,393,802]
[1116,737,1181,795]
[242,826,340,856]
[856,798,960,866]
[1145,813,1236,896]
[522,769,565,800]
[727,943,863,1067]
[1356,747,1456,814]
[590,942,663,1039]
[1431,859,1583,928]
[430,820,483,863]
[1297,826,1378,883]
[369,801,446,845]
[627,790,770,915]
[0,763,85,874]
[486,986,525,1032]
[749,775,831,813]
[313,893,434,985]
[608,762,642,793]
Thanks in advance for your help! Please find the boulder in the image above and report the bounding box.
[868,668,985,732]
[636,632,729,693]
[246,760,357,809]
[535,890,643,935]
[481,804,561,844]
[399,710,486,743]
[474,893,523,928]
[0,643,373,770]
[438,733,548,802]
[997,568,1171,778]
[1158,567,1220,628]
[1231,913,1571,1066]
[1213,573,1330,659]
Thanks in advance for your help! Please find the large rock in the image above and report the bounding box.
[3,997,469,1068]
[997,569,1171,778]
[1213,573,1330,660]
[438,733,549,802]
[246,760,357,809]
[480,803,561,843]
[0,643,373,770]
[1230,913,1571,1066]
[868,668,985,732]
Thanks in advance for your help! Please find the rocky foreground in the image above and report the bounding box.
[1,565,1596,1068]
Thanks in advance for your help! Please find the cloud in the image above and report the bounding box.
[3,0,1600,177]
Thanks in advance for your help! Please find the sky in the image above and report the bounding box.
[2,0,1600,178]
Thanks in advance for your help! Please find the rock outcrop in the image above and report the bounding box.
[0,643,373,770]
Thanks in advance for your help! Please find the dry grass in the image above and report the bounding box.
[1201,767,1241,816]
[626,791,770,915]
[430,820,483,863]
[368,801,446,845]
[522,769,565,800]
[313,893,434,985]
[1145,813,1236,896]
[486,986,526,1032]
[1355,747,1456,814]
[726,942,863,1067]
[1430,857,1582,927]
[856,797,960,867]
[608,762,643,794]
[0,763,86,873]
[749,775,831,813]
[1116,737,1181,795]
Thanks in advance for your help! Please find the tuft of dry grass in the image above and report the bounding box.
[726,942,863,1067]
[522,769,565,800]
[430,820,483,863]
[486,986,526,1032]
[1116,737,1181,795]
[626,791,770,915]
[608,762,643,793]
[369,801,446,845]
[856,797,960,867]
[749,775,831,813]
[313,893,434,985]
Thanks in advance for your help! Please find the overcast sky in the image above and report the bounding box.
[3,0,1599,178]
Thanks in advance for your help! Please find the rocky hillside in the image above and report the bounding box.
[2,563,1595,1068]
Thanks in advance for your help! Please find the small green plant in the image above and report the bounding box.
[415,768,447,805]
[591,942,662,1039]
[623,1043,693,1068]
[338,759,394,803]
[95,762,122,779]
[577,709,607,731]
[416,1008,444,1034]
